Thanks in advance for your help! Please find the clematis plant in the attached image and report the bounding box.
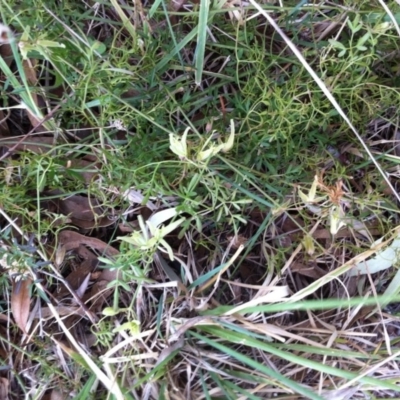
[169,120,236,165]
[118,208,185,260]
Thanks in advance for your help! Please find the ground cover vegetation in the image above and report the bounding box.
[0,0,400,398]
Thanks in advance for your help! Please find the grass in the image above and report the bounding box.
[1,0,400,398]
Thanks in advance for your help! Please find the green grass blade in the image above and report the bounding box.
[200,325,400,392]
[149,0,163,18]
[190,331,325,400]
[154,28,198,74]
[202,295,400,316]
[195,0,210,85]
[188,263,226,290]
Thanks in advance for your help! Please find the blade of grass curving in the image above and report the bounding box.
[248,0,400,204]
[199,325,400,392]
[381,267,400,309]
[190,330,324,400]
[218,320,274,342]
[195,0,210,85]
[161,0,183,66]
[209,371,236,399]
[195,245,244,293]
[269,343,381,361]
[210,371,262,400]
[109,0,137,41]
[156,292,164,338]
[0,27,58,132]
[0,37,42,120]
[154,27,197,73]
[227,369,279,386]
[288,0,308,18]
[221,378,264,400]
[74,374,97,400]
[132,346,181,389]
[149,0,163,18]
[188,263,226,290]
[201,294,400,316]
[200,371,212,400]
[376,0,400,37]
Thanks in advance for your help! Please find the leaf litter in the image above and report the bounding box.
[1,3,400,400]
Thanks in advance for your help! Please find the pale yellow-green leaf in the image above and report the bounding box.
[197,146,216,161]
[349,233,400,276]
[308,175,318,202]
[119,231,147,247]
[302,234,315,256]
[169,127,189,159]
[157,217,185,237]
[113,321,141,337]
[373,22,392,34]
[37,39,66,49]
[221,119,235,152]
[102,307,126,317]
[148,207,180,228]
[330,205,346,235]
[298,176,326,204]
[159,239,175,260]
[298,189,310,204]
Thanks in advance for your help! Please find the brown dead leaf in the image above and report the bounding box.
[0,136,54,154]
[0,110,10,138]
[41,390,67,400]
[312,223,381,240]
[291,262,326,279]
[51,337,78,359]
[0,314,9,323]
[57,230,120,307]
[67,158,99,184]
[48,191,115,229]
[54,244,100,300]
[58,230,119,257]
[56,259,94,299]
[11,278,32,333]
[226,234,248,249]
[0,41,13,68]
[0,377,9,400]
[22,59,46,133]
[118,222,134,233]
[38,306,87,320]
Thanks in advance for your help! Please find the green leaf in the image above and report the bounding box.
[190,330,324,400]
[195,0,210,85]
[328,39,346,51]
[356,32,370,49]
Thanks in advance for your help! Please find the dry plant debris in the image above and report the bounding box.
[1,1,400,399]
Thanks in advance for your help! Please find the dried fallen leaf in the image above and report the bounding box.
[0,136,54,154]
[45,390,67,400]
[291,262,326,280]
[56,230,121,309]
[11,278,32,333]
[37,306,87,320]
[58,230,119,257]
[67,158,99,184]
[48,191,114,229]
[0,377,9,400]
[22,58,46,133]
[0,110,10,138]
[349,233,400,276]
